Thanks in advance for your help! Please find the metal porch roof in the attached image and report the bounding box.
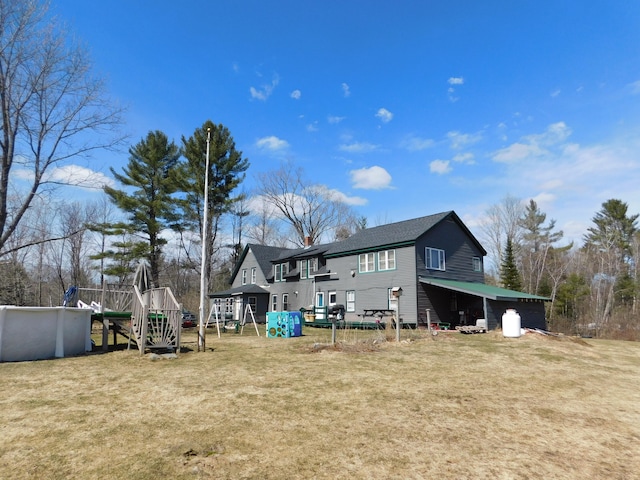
[419,277,550,301]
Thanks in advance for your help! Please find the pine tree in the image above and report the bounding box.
[500,237,523,291]
[104,131,181,287]
[176,121,249,285]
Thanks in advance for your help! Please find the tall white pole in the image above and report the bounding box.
[198,128,211,352]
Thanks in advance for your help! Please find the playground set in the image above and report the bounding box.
[64,264,183,355]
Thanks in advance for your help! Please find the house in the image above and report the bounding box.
[210,211,548,330]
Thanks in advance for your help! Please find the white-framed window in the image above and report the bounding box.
[426,247,446,271]
[472,256,482,272]
[251,267,257,284]
[328,291,337,306]
[271,294,278,312]
[358,252,375,273]
[241,269,247,285]
[378,250,396,271]
[274,263,288,282]
[301,258,318,279]
[346,290,356,312]
[282,293,289,311]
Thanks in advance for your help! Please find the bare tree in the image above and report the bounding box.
[255,161,357,246]
[245,198,285,247]
[0,0,124,256]
[479,194,525,275]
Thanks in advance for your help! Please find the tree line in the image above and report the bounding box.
[483,196,639,339]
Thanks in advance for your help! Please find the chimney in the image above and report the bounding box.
[304,236,313,247]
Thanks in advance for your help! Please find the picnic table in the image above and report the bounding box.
[361,309,396,318]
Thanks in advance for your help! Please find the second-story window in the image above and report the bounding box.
[378,250,396,271]
[473,256,482,272]
[426,247,446,271]
[274,263,287,282]
[251,267,257,284]
[241,269,247,285]
[358,252,375,273]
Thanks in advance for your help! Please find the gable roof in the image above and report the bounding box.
[325,211,485,257]
[230,243,291,284]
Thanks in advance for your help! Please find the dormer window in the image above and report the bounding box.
[300,258,318,279]
[274,263,288,282]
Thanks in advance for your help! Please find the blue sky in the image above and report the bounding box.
[51,0,640,245]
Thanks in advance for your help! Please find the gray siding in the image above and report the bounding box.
[231,249,269,289]
[415,216,485,282]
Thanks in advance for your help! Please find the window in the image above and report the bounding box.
[282,293,289,311]
[426,247,445,271]
[274,263,288,282]
[328,291,337,305]
[358,252,375,273]
[473,256,483,272]
[309,258,318,274]
[301,258,318,279]
[251,267,257,284]
[247,296,257,313]
[346,290,356,312]
[241,269,247,285]
[271,294,278,312]
[378,250,396,271]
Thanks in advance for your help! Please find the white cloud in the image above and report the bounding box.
[430,159,451,174]
[249,74,280,101]
[401,135,434,152]
[452,152,475,164]
[339,142,379,153]
[341,82,351,97]
[628,80,640,95]
[290,89,301,100]
[306,122,318,132]
[311,184,368,206]
[493,142,545,163]
[350,166,392,190]
[375,107,393,123]
[256,135,289,151]
[16,164,114,190]
[551,89,561,98]
[448,77,464,85]
[327,115,345,124]
[492,122,571,163]
[447,131,482,150]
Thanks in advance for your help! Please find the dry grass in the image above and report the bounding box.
[1,326,639,479]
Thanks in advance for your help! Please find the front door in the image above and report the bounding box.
[315,291,325,320]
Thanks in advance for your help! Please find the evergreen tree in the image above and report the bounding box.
[104,131,181,287]
[582,199,638,324]
[500,237,522,291]
[583,199,638,263]
[176,121,249,285]
[518,199,565,295]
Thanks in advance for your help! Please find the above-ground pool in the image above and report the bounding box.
[0,306,92,362]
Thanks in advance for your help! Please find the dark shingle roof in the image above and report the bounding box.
[325,211,453,257]
[230,244,291,283]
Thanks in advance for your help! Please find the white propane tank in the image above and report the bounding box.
[502,309,521,337]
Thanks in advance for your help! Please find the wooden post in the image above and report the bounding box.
[427,309,432,336]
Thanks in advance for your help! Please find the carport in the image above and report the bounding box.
[418,277,549,330]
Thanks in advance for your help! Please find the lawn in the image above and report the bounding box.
[1,326,639,479]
